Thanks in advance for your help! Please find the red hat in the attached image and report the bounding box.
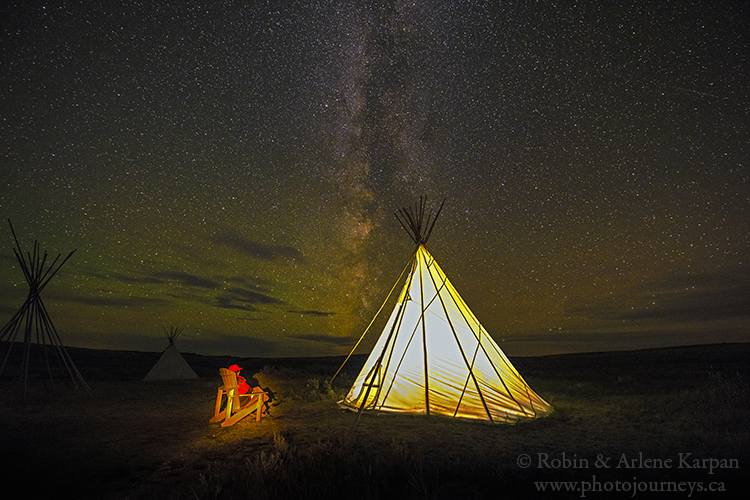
[228,364,242,372]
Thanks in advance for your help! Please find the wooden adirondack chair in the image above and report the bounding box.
[210,368,266,427]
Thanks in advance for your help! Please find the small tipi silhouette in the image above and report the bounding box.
[143,326,198,381]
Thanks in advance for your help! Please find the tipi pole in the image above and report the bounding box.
[21,302,35,397]
[365,263,418,407]
[418,247,430,415]
[372,294,417,406]
[0,306,25,374]
[441,278,530,417]
[423,256,495,422]
[349,257,419,433]
[349,296,408,434]
[349,363,381,434]
[331,256,413,383]
[39,297,92,394]
[1,220,89,397]
[423,199,444,243]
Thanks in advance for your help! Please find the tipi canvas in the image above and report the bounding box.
[143,327,198,381]
[341,199,552,424]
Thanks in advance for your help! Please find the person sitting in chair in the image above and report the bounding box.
[227,364,250,394]
[228,364,272,414]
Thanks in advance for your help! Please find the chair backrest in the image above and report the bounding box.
[219,368,239,389]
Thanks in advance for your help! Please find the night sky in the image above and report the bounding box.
[1,1,748,358]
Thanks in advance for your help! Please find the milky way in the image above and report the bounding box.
[1,1,748,357]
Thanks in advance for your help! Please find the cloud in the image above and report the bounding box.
[104,270,219,288]
[110,272,165,285]
[75,264,287,312]
[617,286,750,322]
[57,294,169,308]
[290,334,356,347]
[215,233,303,261]
[150,271,220,289]
[215,296,258,311]
[567,266,750,325]
[496,328,750,357]
[215,286,283,310]
[171,330,281,357]
[289,309,336,317]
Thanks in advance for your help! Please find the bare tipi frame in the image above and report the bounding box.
[0,220,91,397]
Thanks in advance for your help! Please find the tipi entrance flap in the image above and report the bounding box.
[340,199,552,423]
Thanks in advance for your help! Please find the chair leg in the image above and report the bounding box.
[221,398,263,427]
[213,393,233,425]
[209,389,225,423]
[212,387,267,427]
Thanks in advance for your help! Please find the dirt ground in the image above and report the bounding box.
[1,343,749,499]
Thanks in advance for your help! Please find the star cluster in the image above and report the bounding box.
[1,1,748,357]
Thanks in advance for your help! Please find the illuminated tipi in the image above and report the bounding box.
[0,220,91,397]
[339,199,552,424]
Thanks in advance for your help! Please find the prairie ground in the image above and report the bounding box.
[1,343,748,499]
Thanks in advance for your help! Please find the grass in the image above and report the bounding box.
[0,343,748,499]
